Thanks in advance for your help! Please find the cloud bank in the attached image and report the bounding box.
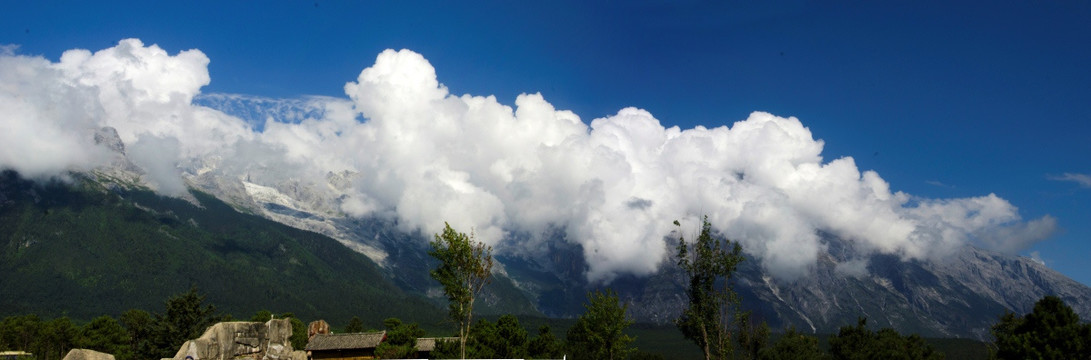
[0,40,1058,282]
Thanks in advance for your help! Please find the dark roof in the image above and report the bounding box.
[415,337,458,352]
[305,331,387,351]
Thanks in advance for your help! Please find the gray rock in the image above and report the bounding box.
[169,319,302,360]
[63,349,115,360]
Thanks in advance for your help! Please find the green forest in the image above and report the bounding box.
[2,172,1089,359]
[3,287,1086,359]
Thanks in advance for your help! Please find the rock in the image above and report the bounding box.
[169,319,299,360]
[93,127,126,155]
[307,320,330,340]
[63,349,115,360]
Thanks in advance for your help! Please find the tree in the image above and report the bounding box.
[0,314,42,352]
[80,316,130,358]
[992,295,1091,359]
[120,309,156,360]
[429,222,494,359]
[493,315,528,359]
[566,289,636,360]
[34,317,80,360]
[250,310,274,322]
[759,327,825,360]
[828,318,942,360]
[827,318,872,360]
[277,313,308,351]
[466,319,498,359]
[737,312,771,360]
[153,287,221,359]
[345,316,366,333]
[674,216,746,360]
[374,317,425,359]
[527,325,564,359]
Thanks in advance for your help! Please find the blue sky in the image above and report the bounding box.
[4,1,1090,284]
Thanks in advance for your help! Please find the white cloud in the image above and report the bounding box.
[0,42,1059,282]
[1029,251,1046,266]
[0,44,18,56]
[1050,173,1091,188]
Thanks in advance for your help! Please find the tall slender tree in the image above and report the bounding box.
[429,222,494,359]
[674,216,746,360]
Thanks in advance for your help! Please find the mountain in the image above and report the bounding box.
[180,160,1091,341]
[0,170,444,326]
[4,126,1090,341]
[619,238,1091,340]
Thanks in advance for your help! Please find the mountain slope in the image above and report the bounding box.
[0,170,442,326]
[186,167,1091,340]
[621,236,1091,340]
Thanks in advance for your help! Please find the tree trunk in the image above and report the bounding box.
[702,324,711,360]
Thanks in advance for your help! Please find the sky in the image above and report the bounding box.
[2,1,1089,284]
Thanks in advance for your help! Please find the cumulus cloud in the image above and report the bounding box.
[0,39,250,179]
[0,42,1059,282]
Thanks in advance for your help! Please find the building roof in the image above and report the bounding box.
[305,331,387,351]
[0,352,33,357]
[414,337,458,352]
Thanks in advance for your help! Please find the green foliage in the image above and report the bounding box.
[737,312,771,360]
[828,318,943,360]
[0,314,42,352]
[429,222,494,359]
[465,315,529,359]
[466,319,498,359]
[759,327,824,360]
[566,289,636,360]
[277,312,308,351]
[991,295,1091,359]
[630,350,667,360]
[250,310,274,322]
[527,325,564,359]
[34,317,81,360]
[152,287,222,359]
[428,315,542,359]
[493,314,528,358]
[0,315,123,360]
[120,309,156,360]
[345,316,366,333]
[0,171,441,326]
[80,316,130,358]
[0,292,321,360]
[375,317,426,359]
[431,338,461,359]
[674,216,746,360]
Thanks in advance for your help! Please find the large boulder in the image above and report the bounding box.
[307,320,330,340]
[170,319,306,360]
[63,349,115,360]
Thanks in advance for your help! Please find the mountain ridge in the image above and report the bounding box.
[0,170,442,325]
[179,163,1091,340]
[3,139,1090,341]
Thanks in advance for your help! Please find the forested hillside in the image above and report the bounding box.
[0,170,441,326]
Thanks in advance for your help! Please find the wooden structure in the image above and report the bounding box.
[0,351,33,360]
[305,331,386,360]
[414,337,457,358]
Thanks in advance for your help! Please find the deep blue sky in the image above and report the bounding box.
[4,1,1090,284]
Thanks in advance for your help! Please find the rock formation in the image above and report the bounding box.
[169,319,306,360]
[307,320,330,340]
[62,349,115,360]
